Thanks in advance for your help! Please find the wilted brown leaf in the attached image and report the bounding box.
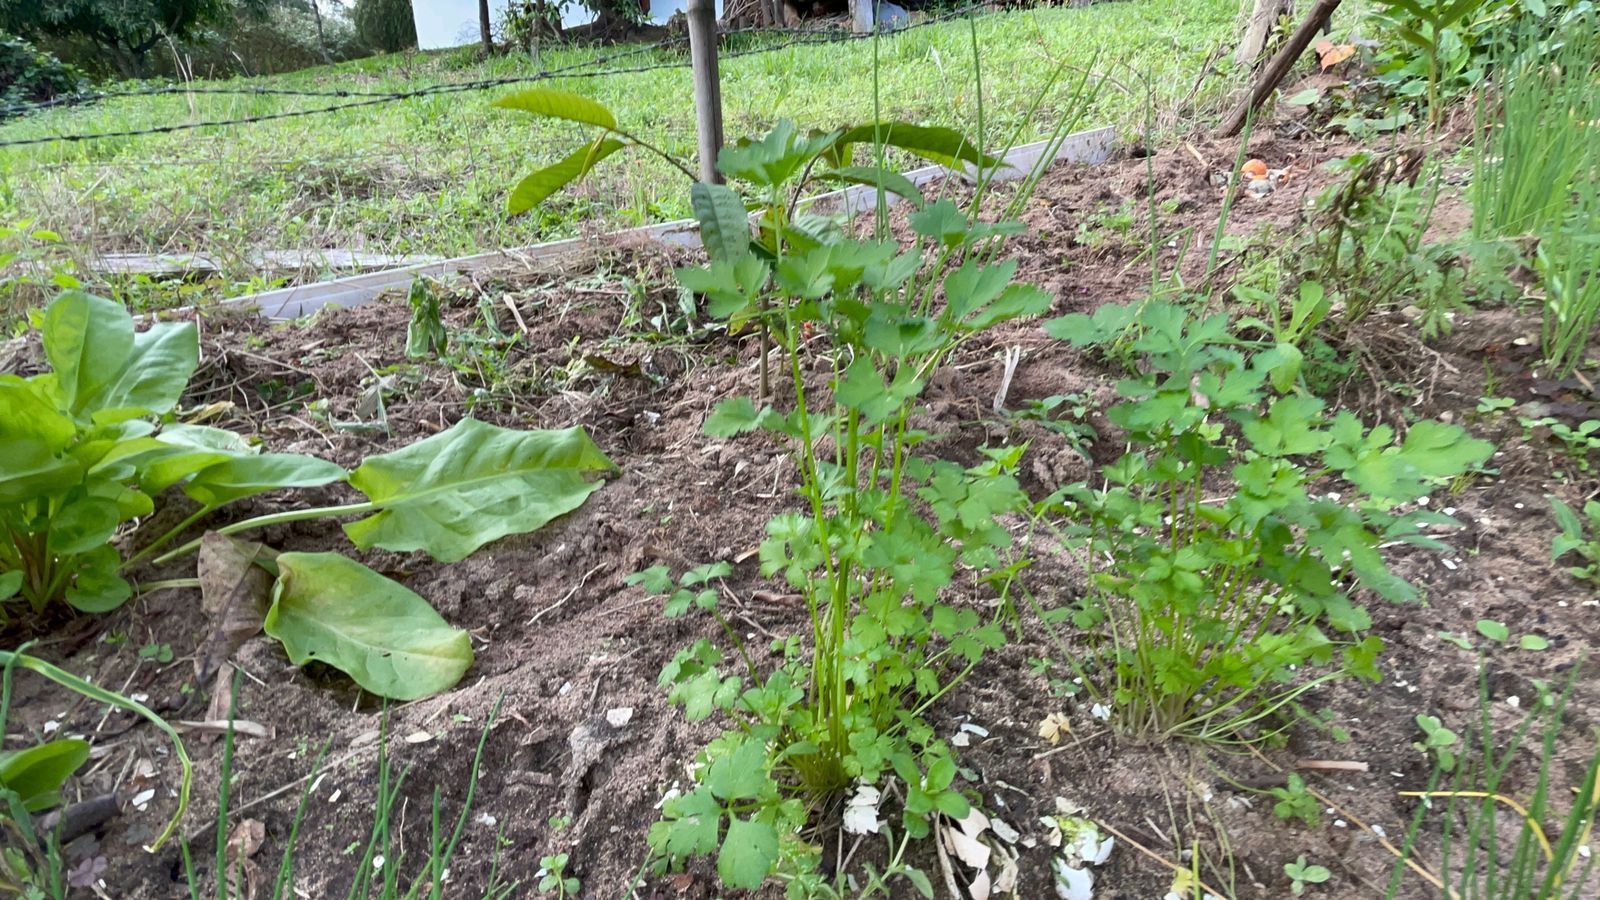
[224,819,266,900]
[1314,40,1356,70]
[195,533,275,690]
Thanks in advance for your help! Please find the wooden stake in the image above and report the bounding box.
[1216,0,1342,137]
[687,0,725,185]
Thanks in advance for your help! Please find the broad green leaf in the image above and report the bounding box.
[507,138,627,215]
[1519,634,1550,651]
[690,182,752,263]
[0,739,89,813]
[84,320,198,421]
[491,88,617,130]
[716,120,841,188]
[345,420,616,562]
[0,440,82,504]
[134,424,260,493]
[63,545,131,613]
[717,816,779,890]
[46,497,120,556]
[0,571,20,601]
[0,377,73,449]
[706,738,771,801]
[184,454,346,508]
[819,166,925,209]
[1397,420,1493,480]
[265,552,472,700]
[834,123,1004,171]
[42,291,133,417]
[654,788,722,857]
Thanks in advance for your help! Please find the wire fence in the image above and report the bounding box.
[0,4,991,149]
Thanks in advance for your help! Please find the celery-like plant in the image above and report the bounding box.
[617,120,1062,886]
[1038,300,1493,741]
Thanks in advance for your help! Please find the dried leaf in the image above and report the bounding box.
[224,819,266,900]
[195,533,275,689]
[1038,712,1071,745]
[176,719,275,740]
[943,818,991,871]
[969,869,992,900]
[1316,41,1356,70]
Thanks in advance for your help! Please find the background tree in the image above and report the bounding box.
[0,0,231,76]
[478,0,492,53]
[352,0,416,53]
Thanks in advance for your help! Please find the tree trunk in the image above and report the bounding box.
[1235,0,1291,69]
[479,0,494,54]
[1217,0,1342,136]
[310,0,333,63]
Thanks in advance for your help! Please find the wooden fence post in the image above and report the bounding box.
[687,0,725,184]
[851,0,874,34]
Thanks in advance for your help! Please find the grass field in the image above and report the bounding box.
[0,0,1239,301]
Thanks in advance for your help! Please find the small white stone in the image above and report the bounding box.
[373,855,385,871]
[606,707,634,728]
[131,789,155,811]
[1507,696,1521,708]
[1334,819,1348,828]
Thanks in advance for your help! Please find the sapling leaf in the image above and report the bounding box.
[491,88,617,130]
[653,788,721,857]
[344,420,616,562]
[506,138,627,215]
[818,166,925,209]
[833,123,1004,171]
[1519,634,1550,651]
[265,552,473,700]
[690,182,752,263]
[0,571,21,601]
[706,738,771,801]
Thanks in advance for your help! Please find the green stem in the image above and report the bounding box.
[613,128,697,182]
[135,578,202,595]
[152,501,376,566]
[122,506,215,572]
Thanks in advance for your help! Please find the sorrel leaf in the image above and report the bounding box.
[344,419,616,562]
[265,552,472,700]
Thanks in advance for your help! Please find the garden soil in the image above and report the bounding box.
[5,128,1597,900]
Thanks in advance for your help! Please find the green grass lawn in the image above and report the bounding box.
[0,0,1238,298]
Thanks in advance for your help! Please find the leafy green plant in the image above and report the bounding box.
[1285,855,1332,895]
[1550,496,1600,587]
[536,853,578,898]
[1369,0,1502,124]
[1235,279,1333,393]
[0,643,192,891]
[1390,664,1600,899]
[1,291,617,700]
[1520,417,1600,473]
[1271,774,1322,828]
[619,104,1073,886]
[404,277,447,360]
[1037,300,1493,741]
[1415,713,1461,771]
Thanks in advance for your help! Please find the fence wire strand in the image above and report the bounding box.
[0,4,989,149]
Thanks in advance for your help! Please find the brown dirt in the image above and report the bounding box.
[6,127,1598,900]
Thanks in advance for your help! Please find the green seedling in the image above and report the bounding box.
[1285,855,1331,895]
[1271,775,1322,829]
[1414,714,1460,772]
[1551,495,1600,587]
[536,853,579,898]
